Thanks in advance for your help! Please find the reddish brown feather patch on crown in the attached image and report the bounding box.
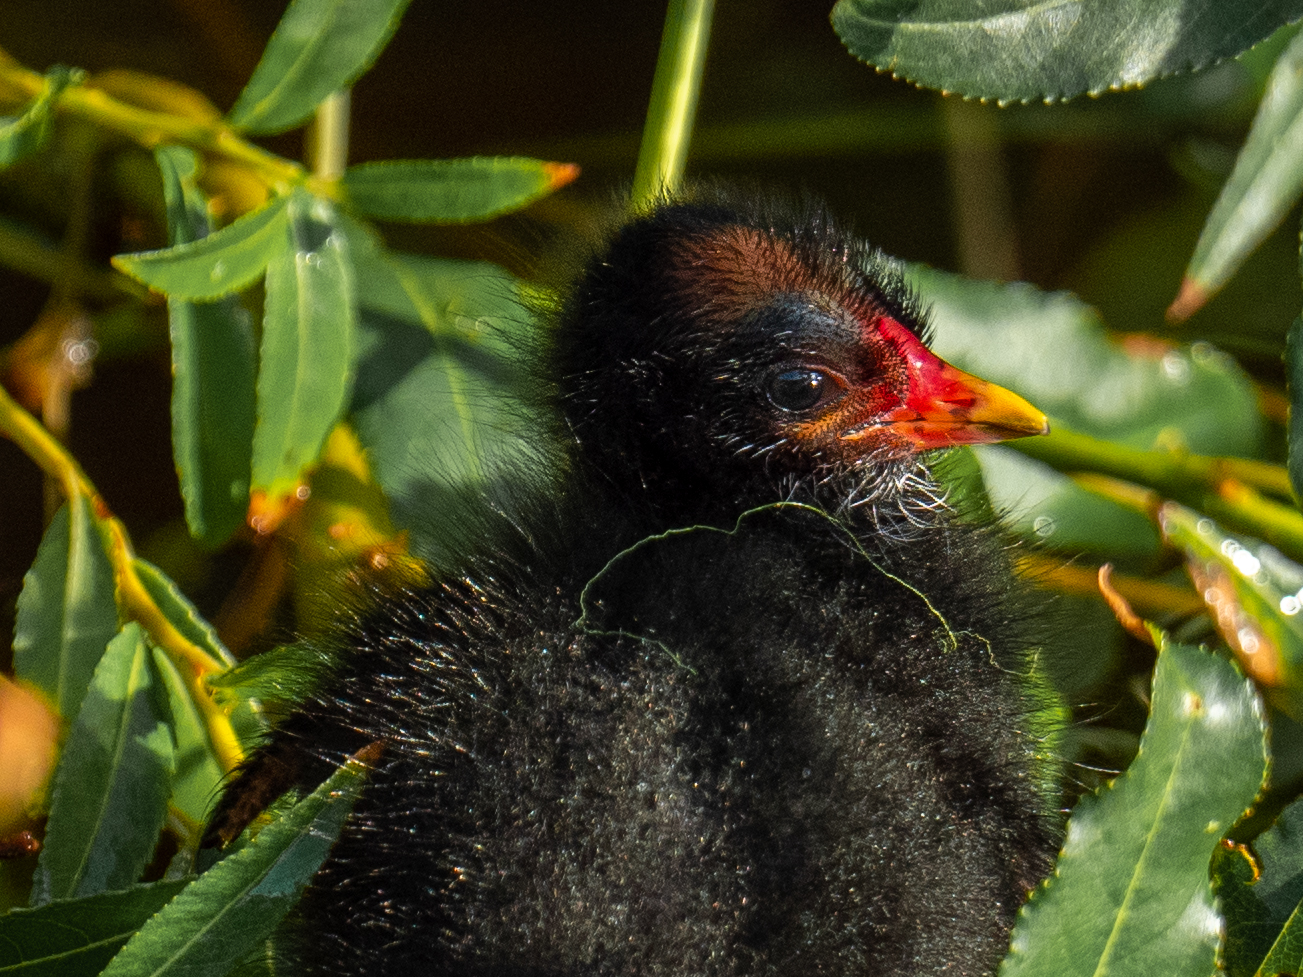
[664,225,885,325]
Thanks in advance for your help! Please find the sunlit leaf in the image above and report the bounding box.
[130,558,234,670]
[0,879,190,977]
[12,497,118,721]
[99,746,375,977]
[112,195,290,301]
[227,0,413,134]
[149,649,224,833]
[1171,29,1303,320]
[0,66,76,168]
[31,625,175,905]
[154,145,257,546]
[915,266,1262,555]
[1000,640,1266,977]
[341,157,579,223]
[831,0,1303,103]
[208,642,333,713]
[1160,502,1303,720]
[250,191,354,523]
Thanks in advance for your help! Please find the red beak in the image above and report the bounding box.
[870,317,1048,449]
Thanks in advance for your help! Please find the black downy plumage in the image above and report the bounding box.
[207,189,1061,977]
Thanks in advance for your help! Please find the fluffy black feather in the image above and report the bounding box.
[209,188,1060,977]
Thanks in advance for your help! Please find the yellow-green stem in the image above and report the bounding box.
[0,380,242,772]
[631,0,716,210]
[1014,427,1303,559]
[0,59,306,193]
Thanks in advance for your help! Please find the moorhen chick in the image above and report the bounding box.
[207,189,1059,977]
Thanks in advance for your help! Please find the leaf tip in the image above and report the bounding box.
[1166,277,1208,323]
[543,162,581,190]
[247,486,306,536]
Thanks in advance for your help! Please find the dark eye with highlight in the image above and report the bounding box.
[767,368,841,412]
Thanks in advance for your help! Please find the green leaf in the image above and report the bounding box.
[1160,502,1303,721]
[112,195,290,301]
[98,748,374,977]
[999,640,1267,977]
[913,266,1263,555]
[131,559,234,671]
[1174,29,1303,318]
[0,879,190,977]
[250,191,354,512]
[207,642,333,712]
[12,497,119,721]
[31,624,175,905]
[831,0,1303,103]
[341,157,578,223]
[345,241,531,561]
[1215,798,1303,977]
[149,649,225,833]
[155,145,257,546]
[227,0,413,134]
[0,66,76,168]
[1289,316,1303,503]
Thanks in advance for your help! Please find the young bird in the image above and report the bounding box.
[207,189,1059,977]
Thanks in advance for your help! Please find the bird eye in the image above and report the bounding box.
[767,369,839,412]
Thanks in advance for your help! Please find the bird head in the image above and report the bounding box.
[551,194,1047,522]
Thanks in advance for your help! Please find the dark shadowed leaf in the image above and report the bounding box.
[227,0,413,134]
[831,0,1303,103]
[98,747,374,977]
[341,157,579,223]
[0,66,76,167]
[0,879,190,977]
[1289,316,1303,502]
[250,190,354,516]
[1215,798,1303,977]
[999,640,1266,977]
[112,195,290,301]
[12,497,118,721]
[345,236,533,561]
[1173,29,1303,319]
[31,625,175,905]
[154,145,257,546]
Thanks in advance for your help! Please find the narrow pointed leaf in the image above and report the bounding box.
[1160,502,1303,720]
[341,157,579,223]
[1172,29,1303,319]
[999,640,1266,977]
[149,649,224,831]
[154,145,256,545]
[112,195,290,301]
[1289,316,1303,502]
[0,879,191,977]
[12,497,119,721]
[31,624,175,905]
[0,66,76,167]
[131,558,234,670]
[227,0,413,134]
[251,191,354,516]
[831,0,1303,103]
[98,747,375,977]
